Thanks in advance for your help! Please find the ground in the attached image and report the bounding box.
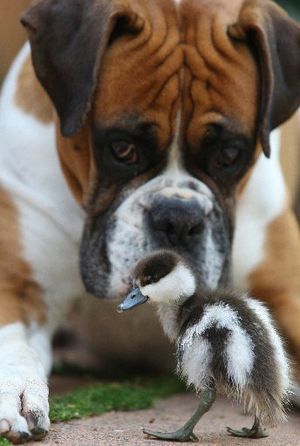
[27,393,300,446]
[14,374,300,446]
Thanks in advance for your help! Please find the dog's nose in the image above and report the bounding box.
[148,195,205,246]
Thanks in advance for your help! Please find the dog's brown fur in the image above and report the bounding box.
[0,186,46,325]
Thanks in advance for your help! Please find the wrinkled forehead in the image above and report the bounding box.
[92,0,258,147]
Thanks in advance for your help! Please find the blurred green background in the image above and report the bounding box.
[277,0,300,18]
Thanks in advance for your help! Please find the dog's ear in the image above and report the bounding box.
[228,0,300,157]
[21,0,144,137]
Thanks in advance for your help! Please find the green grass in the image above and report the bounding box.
[0,375,184,445]
[50,375,184,422]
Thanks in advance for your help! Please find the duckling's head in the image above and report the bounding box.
[118,250,196,311]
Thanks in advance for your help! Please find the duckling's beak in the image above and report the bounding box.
[118,287,149,312]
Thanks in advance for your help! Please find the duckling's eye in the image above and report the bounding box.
[111,141,138,165]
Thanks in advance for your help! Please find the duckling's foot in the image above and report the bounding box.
[143,427,198,442]
[143,388,216,442]
[227,417,268,439]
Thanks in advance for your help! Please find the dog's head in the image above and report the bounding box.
[22,0,300,298]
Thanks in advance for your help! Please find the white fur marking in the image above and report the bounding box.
[164,110,213,215]
[28,323,52,376]
[233,129,286,288]
[167,110,183,170]
[203,226,224,290]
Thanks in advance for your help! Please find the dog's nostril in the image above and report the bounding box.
[187,181,198,191]
[187,223,203,236]
[167,223,175,235]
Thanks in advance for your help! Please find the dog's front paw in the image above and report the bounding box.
[0,376,50,444]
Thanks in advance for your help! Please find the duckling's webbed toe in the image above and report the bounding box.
[143,427,198,442]
[227,416,269,438]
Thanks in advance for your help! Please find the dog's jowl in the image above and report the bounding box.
[0,0,299,442]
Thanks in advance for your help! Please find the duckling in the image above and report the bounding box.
[118,250,290,442]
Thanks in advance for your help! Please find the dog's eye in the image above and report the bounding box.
[213,147,240,169]
[111,141,138,165]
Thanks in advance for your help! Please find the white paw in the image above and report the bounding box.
[0,376,50,444]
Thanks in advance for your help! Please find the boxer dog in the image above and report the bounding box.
[0,0,299,442]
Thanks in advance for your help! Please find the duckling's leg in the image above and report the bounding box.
[227,416,268,438]
[143,387,216,442]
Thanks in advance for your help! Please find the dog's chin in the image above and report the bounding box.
[81,243,143,299]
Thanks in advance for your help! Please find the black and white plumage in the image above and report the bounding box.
[118,250,290,442]
[176,290,289,426]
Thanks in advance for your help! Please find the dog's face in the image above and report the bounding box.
[23,0,300,298]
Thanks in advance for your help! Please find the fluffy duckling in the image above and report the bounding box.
[118,250,290,442]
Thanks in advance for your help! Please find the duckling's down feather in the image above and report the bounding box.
[175,292,290,425]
